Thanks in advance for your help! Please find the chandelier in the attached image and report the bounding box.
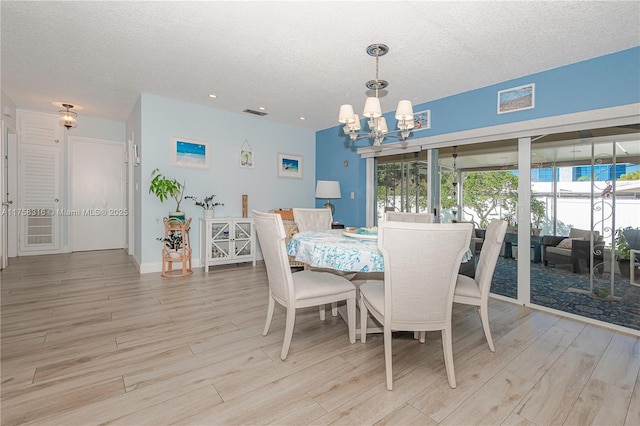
[338,44,414,146]
[59,103,78,130]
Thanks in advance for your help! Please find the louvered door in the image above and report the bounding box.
[18,144,62,252]
[17,110,63,254]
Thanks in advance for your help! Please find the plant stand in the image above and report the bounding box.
[162,217,192,277]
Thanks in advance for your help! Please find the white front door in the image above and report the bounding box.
[70,137,126,251]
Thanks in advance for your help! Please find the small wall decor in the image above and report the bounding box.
[240,140,254,168]
[171,136,210,169]
[412,109,431,131]
[277,152,303,179]
[498,83,535,114]
[242,194,248,218]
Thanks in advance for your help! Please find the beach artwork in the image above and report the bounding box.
[277,153,303,179]
[171,137,210,169]
[240,140,254,168]
[498,83,535,114]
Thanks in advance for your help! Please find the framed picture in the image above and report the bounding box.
[498,83,535,114]
[171,136,210,169]
[412,109,431,131]
[240,140,254,169]
[277,152,303,179]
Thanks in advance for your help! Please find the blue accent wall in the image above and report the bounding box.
[316,47,640,228]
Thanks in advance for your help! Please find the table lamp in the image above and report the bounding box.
[315,180,341,216]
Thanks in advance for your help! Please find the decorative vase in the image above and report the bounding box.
[169,211,185,223]
[203,209,214,219]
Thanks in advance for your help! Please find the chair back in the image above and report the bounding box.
[252,210,294,303]
[293,208,332,232]
[378,222,473,328]
[475,219,508,297]
[385,211,434,223]
[623,228,640,250]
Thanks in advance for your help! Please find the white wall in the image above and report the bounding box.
[137,93,316,272]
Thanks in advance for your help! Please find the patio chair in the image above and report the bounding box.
[542,227,604,273]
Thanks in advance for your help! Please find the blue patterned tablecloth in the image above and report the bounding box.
[287,229,384,273]
[287,229,472,273]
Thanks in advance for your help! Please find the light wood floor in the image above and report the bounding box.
[2,250,640,425]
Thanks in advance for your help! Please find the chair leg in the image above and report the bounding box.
[478,305,495,352]
[360,295,368,343]
[332,302,338,316]
[441,328,457,389]
[319,305,326,321]
[346,295,356,344]
[384,327,393,391]
[280,307,296,360]
[263,295,275,336]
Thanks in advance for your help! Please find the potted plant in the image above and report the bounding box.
[615,226,632,278]
[157,231,183,258]
[185,194,224,219]
[531,198,545,236]
[149,168,186,221]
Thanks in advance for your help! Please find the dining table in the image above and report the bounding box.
[286,228,472,272]
[286,227,473,339]
[286,229,384,273]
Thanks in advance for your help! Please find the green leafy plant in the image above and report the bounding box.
[615,226,632,261]
[149,168,185,212]
[185,194,224,210]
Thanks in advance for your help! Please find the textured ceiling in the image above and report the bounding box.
[2,1,639,132]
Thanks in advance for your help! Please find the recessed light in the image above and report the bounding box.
[208,94,217,99]
[258,106,266,111]
[299,116,306,120]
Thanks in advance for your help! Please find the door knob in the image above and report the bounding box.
[1,200,12,206]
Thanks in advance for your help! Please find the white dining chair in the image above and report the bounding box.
[292,207,333,232]
[359,222,473,390]
[453,218,507,352]
[385,211,434,223]
[293,207,353,319]
[252,210,356,360]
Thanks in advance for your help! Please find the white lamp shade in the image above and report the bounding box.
[363,97,382,118]
[315,180,341,199]
[395,100,414,120]
[338,104,355,123]
[347,114,361,131]
[375,117,388,132]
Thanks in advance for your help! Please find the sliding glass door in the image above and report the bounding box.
[531,132,640,330]
[376,151,429,223]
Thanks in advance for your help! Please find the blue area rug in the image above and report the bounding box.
[490,257,640,331]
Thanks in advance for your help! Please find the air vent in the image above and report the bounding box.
[243,109,268,117]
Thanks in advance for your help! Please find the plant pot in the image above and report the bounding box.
[169,211,185,223]
[168,250,181,259]
[619,259,631,278]
[203,209,214,219]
